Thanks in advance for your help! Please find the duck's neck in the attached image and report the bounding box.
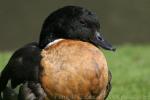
[39,32,65,49]
[45,39,64,48]
[39,31,54,49]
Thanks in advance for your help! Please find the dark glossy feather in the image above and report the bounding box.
[0,42,41,93]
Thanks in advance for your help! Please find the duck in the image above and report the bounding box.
[0,5,115,100]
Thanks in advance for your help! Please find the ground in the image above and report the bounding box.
[0,45,150,100]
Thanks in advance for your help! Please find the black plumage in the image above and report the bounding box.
[0,42,41,92]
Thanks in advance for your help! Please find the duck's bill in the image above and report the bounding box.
[90,31,116,51]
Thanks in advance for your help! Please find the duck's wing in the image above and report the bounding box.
[0,42,41,93]
[18,82,46,100]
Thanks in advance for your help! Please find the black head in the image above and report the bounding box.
[39,6,116,51]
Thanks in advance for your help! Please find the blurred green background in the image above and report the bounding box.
[0,0,150,100]
[0,0,150,50]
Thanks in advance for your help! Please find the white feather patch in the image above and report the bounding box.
[45,39,64,48]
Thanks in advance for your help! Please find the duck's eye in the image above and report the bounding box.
[80,20,86,27]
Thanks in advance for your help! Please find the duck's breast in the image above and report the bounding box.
[40,39,108,100]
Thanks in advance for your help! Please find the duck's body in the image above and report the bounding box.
[0,6,115,100]
[40,39,109,100]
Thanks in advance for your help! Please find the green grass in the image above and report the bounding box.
[0,45,150,100]
[0,51,12,69]
[104,45,150,100]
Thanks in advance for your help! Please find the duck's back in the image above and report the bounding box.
[40,39,109,100]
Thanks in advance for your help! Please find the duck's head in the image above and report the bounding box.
[39,6,116,51]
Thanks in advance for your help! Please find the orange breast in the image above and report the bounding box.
[40,39,108,100]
